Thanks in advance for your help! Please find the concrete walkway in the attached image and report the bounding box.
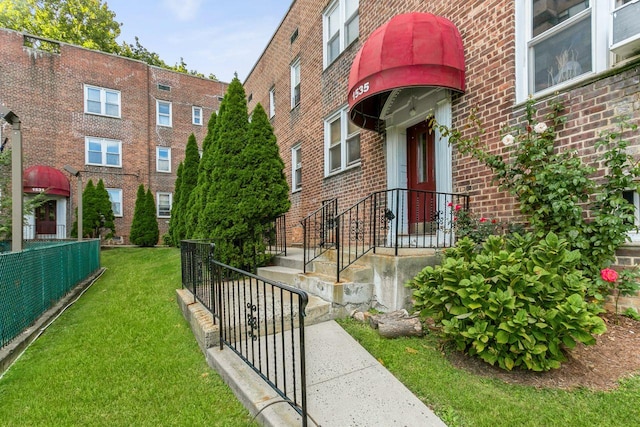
[207,320,446,427]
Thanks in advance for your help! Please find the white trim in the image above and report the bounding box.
[269,87,276,118]
[324,105,361,177]
[156,192,172,218]
[322,0,359,68]
[85,136,122,168]
[106,188,123,217]
[291,143,302,192]
[192,106,203,125]
[156,146,171,173]
[290,59,301,108]
[156,100,172,127]
[84,84,121,118]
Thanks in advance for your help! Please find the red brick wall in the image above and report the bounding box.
[244,0,640,243]
[0,29,227,243]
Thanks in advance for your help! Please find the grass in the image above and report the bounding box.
[0,247,256,427]
[338,318,640,427]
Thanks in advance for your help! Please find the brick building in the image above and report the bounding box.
[244,0,640,310]
[0,28,227,244]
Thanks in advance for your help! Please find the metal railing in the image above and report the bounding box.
[181,239,216,310]
[23,224,67,240]
[301,189,469,282]
[300,198,337,273]
[180,241,309,426]
[266,214,287,256]
[333,188,469,280]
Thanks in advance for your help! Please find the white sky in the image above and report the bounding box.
[106,0,292,82]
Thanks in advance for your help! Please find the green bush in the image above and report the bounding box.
[408,232,606,371]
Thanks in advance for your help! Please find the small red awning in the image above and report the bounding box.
[23,165,71,197]
[348,12,465,131]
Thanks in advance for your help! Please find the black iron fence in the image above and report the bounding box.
[180,240,309,426]
[300,198,337,273]
[301,189,470,281]
[266,214,287,257]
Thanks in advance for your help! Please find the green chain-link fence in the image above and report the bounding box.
[0,239,100,348]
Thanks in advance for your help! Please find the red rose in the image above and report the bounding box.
[479,217,487,223]
[600,268,618,283]
[455,204,462,211]
[491,219,497,224]
[447,202,453,207]
[453,216,458,222]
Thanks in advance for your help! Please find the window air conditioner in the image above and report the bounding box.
[611,0,640,57]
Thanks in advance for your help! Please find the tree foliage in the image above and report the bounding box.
[169,133,200,245]
[167,161,183,246]
[0,0,212,77]
[71,178,115,239]
[130,184,158,247]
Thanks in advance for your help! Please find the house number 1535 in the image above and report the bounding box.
[352,82,370,100]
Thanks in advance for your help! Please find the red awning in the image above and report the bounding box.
[348,12,465,131]
[23,165,71,197]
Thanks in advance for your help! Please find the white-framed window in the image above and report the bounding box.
[156,100,172,127]
[157,192,172,218]
[156,147,171,173]
[291,58,301,108]
[106,188,123,217]
[324,106,361,175]
[269,87,276,118]
[192,106,203,125]
[323,0,359,67]
[84,85,120,118]
[515,1,619,102]
[292,144,302,192]
[85,137,122,167]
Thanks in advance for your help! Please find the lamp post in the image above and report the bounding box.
[63,165,82,241]
[1,106,23,252]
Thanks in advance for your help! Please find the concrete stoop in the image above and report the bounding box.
[260,247,442,314]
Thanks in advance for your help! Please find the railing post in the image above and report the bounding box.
[335,215,341,282]
[302,220,307,273]
[395,189,400,256]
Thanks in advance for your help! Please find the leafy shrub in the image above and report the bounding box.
[408,232,606,371]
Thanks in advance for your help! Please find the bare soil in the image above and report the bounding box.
[446,313,640,391]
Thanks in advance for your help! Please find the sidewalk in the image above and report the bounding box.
[207,320,447,427]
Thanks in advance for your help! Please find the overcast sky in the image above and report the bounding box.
[106,0,292,82]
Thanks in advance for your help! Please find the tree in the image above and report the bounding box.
[70,178,114,238]
[0,0,121,53]
[242,103,290,265]
[172,134,199,244]
[187,110,218,238]
[0,0,208,76]
[130,184,158,246]
[167,161,183,246]
[200,78,290,270]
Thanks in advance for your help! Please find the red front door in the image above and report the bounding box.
[407,121,436,233]
[35,200,57,235]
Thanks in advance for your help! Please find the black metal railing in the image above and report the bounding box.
[181,239,216,311]
[300,198,338,273]
[180,240,309,426]
[266,214,287,256]
[331,189,469,281]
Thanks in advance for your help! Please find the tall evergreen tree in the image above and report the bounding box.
[173,134,199,244]
[168,161,183,246]
[187,110,219,238]
[130,184,158,246]
[201,77,250,267]
[94,178,115,238]
[242,102,291,265]
[145,188,159,245]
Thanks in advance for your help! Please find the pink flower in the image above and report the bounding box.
[479,217,487,223]
[447,202,453,207]
[453,216,458,222]
[600,268,618,283]
[534,122,548,134]
[455,204,462,211]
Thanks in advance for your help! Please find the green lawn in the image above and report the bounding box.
[0,247,256,427]
[338,318,640,427]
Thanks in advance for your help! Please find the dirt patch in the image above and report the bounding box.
[445,313,640,391]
